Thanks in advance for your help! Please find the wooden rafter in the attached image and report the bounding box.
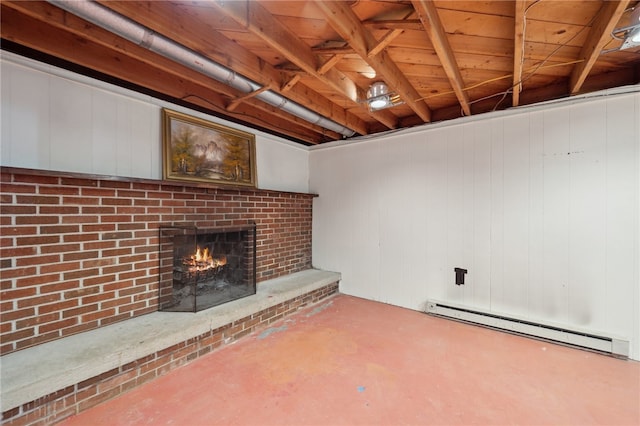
[316,1,432,122]
[411,0,470,116]
[569,0,630,94]
[512,0,527,107]
[210,0,397,130]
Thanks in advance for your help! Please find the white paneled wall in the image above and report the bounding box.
[310,90,640,360]
[1,52,308,193]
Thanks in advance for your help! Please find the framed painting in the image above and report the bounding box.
[162,109,257,187]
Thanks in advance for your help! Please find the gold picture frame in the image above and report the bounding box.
[162,109,257,187]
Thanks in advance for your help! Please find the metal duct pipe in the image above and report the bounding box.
[48,0,356,138]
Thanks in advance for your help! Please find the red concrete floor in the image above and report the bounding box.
[60,294,640,425]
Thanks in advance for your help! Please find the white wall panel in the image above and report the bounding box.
[568,100,607,329]
[489,119,505,311]
[310,90,639,360]
[501,114,530,314]
[115,99,133,177]
[445,125,466,304]
[604,94,638,345]
[541,106,571,323]
[91,90,118,176]
[127,99,157,179]
[471,121,492,310]
[49,78,93,172]
[255,136,308,193]
[1,52,307,193]
[527,111,546,319]
[461,124,477,304]
[1,59,51,168]
[378,134,428,309]
[423,128,449,302]
[346,142,382,302]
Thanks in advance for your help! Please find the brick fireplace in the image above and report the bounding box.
[0,167,315,355]
[158,224,257,312]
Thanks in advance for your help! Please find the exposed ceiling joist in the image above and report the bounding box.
[569,0,631,94]
[411,0,471,116]
[2,0,638,145]
[209,0,397,131]
[512,0,527,107]
[315,1,432,123]
[96,0,367,138]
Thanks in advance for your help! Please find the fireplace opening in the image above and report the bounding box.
[158,224,257,312]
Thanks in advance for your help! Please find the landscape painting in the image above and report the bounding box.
[162,109,256,187]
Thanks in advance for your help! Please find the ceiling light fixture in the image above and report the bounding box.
[606,6,640,52]
[366,82,403,111]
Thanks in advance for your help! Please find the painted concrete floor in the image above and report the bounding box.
[60,294,639,426]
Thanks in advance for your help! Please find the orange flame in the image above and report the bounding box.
[187,247,226,271]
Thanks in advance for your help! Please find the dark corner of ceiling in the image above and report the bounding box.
[1,39,314,147]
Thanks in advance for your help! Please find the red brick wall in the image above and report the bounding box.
[0,167,314,355]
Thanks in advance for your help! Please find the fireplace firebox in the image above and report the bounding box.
[158,224,257,312]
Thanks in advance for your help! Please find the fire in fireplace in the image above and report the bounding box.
[158,224,256,312]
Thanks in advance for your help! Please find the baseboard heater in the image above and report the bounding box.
[425,300,629,358]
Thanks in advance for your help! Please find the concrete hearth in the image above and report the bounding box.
[1,269,340,418]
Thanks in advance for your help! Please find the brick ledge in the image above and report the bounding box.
[1,269,341,414]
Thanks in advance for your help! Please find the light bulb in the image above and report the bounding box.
[369,98,388,109]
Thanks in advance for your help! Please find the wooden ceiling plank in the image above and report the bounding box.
[569,0,631,94]
[316,1,432,122]
[97,0,369,137]
[412,0,471,116]
[210,0,398,130]
[512,0,526,107]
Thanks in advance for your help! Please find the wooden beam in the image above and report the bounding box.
[368,11,416,58]
[316,1,432,122]
[97,0,369,137]
[317,54,345,75]
[281,74,302,92]
[411,0,471,116]
[512,0,527,107]
[569,0,630,94]
[226,86,271,112]
[209,0,398,130]
[364,19,424,31]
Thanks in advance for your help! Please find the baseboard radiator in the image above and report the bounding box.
[425,300,629,357]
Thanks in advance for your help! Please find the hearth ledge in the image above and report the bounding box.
[0,268,341,413]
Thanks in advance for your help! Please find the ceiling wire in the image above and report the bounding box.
[516,0,543,96]
[415,59,584,102]
[414,0,601,114]
[483,0,604,113]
